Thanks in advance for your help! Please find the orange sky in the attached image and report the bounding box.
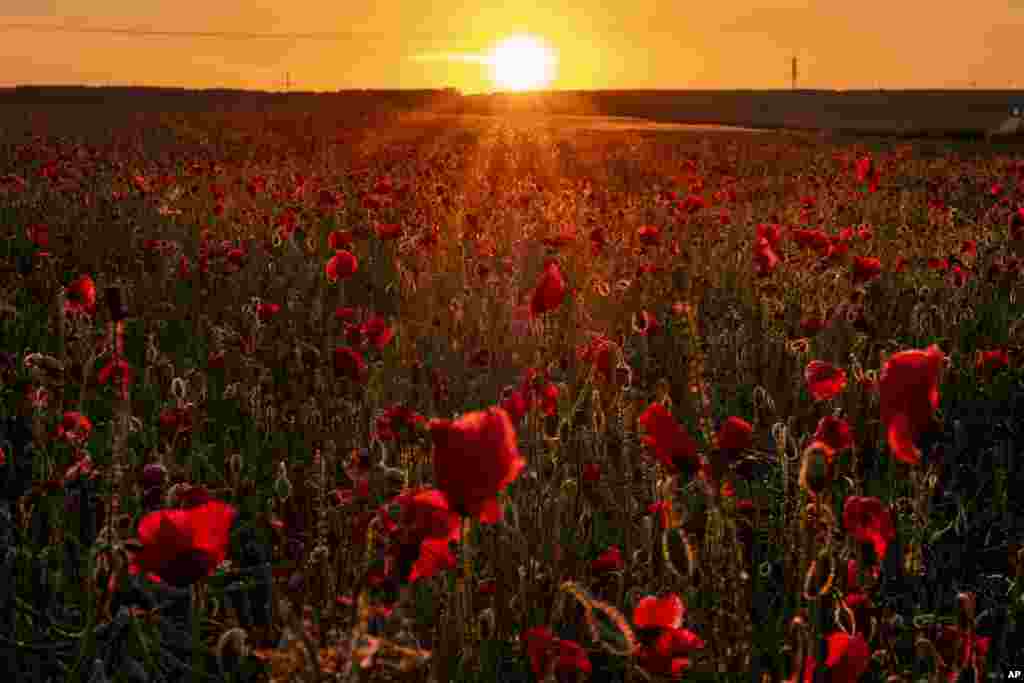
[2,2,1022,92]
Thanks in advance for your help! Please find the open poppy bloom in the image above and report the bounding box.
[430,407,525,523]
[638,403,703,478]
[325,249,359,282]
[130,499,237,587]
[64,274,98,317]
[788,631,871,683]
[523,627,592,680]
[878,344,945,465]
[842,496,895,566]
[805,361,848,402]
[632,593,706,678]
[385,487,462,584]
[813,415,853,453]
[530,259,567,316]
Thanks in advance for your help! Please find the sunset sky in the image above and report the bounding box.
[2,1,1023,93]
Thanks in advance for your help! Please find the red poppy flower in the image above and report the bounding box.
[789,631,871,683]
[54,411,93,446]
[325,250,358,282]
[637,224,661,246]
[361,315,395,351]
[328,230,354,250]
[500,389,530,423]
[852,256,883,285]
[158,406,194,437]
[386,487,462,583]
[717,416,753,454]
[975,349,1010,378]
[375,222,403,240]
[879,344,945,465]
[638,403,702,477]
[530,259,568,317]
[523,627,592,680]
[632,593,705,678]
[26,222,49,248]
[97,357,132,391]
[753,236,781,276]
[591,546,624,574]
[842,496,895,563]
[582,462,601,483]
[933,624,991,683]
[256,303,281,322]
[430,407,525,523]
[813,415,853,453]
[131,500,237,587]
[633,593,685,630]
[636,626,706,677]
[805,361,848,402]
[333,346,368,384]
[64,274,98,317]
[800,316,827,336]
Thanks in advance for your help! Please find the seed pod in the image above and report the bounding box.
[799,440,835,495]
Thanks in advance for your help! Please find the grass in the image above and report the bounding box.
[1,99,1023,682]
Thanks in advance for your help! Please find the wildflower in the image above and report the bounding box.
[64,274,98,318]
[842,496,895,565]
[805,361,848,402]
[638,403,703,478]
[53,411,93,446]
[523,627,592,680]
[429,407,524,523]
[325,250,358,282]
[878,344,945,465]
[384,487,462,583]
[130,499,237,587]
[851,256,882,285]
[530,259,567,317]
[333,346,368,384]
[591,546,624,574]
[789,631,871,683]
[632,593,705,678]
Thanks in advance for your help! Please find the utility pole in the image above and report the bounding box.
[791,55,797,90]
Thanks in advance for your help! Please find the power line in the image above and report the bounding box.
[0,22,466,41]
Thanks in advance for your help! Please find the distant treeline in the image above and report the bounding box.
[1,85,1022,136]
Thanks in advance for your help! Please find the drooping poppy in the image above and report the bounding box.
[131,499,237,587]
[878,344,945,465]
[430,407,525,523]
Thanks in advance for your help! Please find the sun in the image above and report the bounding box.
[488,34,558,92]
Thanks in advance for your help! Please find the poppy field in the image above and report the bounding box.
[1,98,1024,683]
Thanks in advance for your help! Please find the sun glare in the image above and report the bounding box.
[488,34,558,92]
